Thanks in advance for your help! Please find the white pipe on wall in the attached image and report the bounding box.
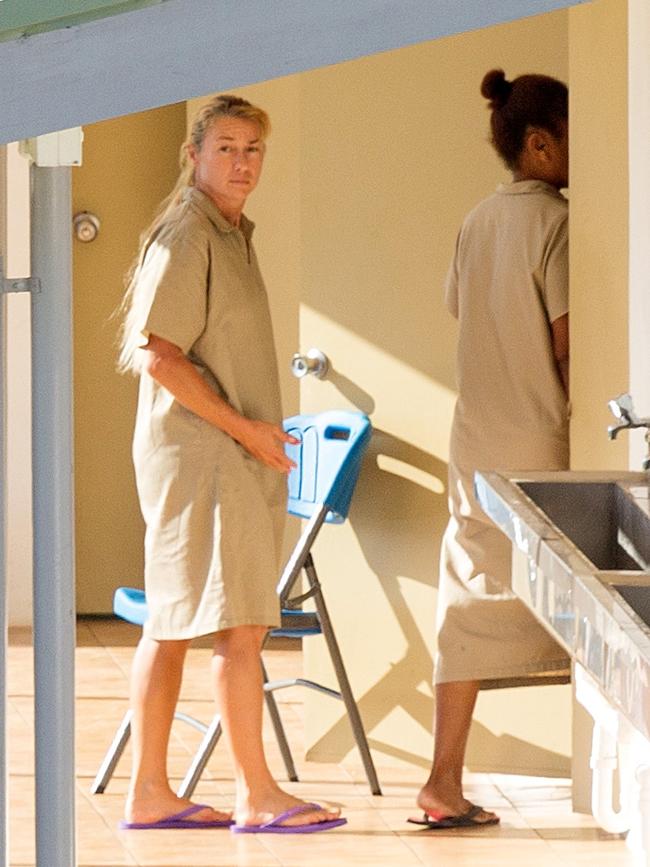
[634,766,650,867]
[576,663,650,865]
[589,723,630,835]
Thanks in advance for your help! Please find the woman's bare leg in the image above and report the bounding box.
[125,635,231,824]
[212,624,341,827]
[416,680,498,823]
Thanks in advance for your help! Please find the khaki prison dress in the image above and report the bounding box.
[435,180,571,685]
[131,187,287,640]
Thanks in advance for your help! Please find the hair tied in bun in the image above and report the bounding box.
[481,69,512,109]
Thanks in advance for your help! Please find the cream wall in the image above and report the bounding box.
[1,144,33,627]
[297,12,572,773]
[73,105,186,612]
[569,0,629,471]
[628,0,650,468]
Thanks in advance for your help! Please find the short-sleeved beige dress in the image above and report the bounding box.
[436,180,571,685]
[131,187,287,640]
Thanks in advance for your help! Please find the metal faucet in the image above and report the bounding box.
[607,392,650,470]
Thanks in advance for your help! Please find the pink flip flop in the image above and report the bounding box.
[119,803,233,830]
[231,802,347,834]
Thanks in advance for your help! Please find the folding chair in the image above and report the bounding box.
[91,409,381,797]
[271,409,380,793]
[90,586,296,798]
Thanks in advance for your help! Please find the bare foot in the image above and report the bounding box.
[125,793,232,826]
[414,784,498,825]
[235,787,342,829]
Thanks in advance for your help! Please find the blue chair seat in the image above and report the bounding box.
[113,587,148,626]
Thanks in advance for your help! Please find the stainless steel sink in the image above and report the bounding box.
[614,583,650,629]
[518,480,650,571]
[474,470,650,741]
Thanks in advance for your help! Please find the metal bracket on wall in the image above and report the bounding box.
[0,257,40,294]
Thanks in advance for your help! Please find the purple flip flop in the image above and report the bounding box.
[231,802,347,834]
[119,803,234,830]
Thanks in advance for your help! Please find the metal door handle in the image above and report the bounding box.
[291,348,329,379]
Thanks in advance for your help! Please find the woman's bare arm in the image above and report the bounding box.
[142,333,296,473]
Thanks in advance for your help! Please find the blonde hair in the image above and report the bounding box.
[116,94,271,374]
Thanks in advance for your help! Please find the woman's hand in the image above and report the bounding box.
[142,333,298,473]
[235,419,299,473]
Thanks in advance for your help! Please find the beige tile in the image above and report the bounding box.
[119,827,277,866]
[76,619,103,646]
[7,697,35,776]
[261,822,421,867]
[7,645,34,696]
[75,646,133,698]
[76,787,139,865]
[6,619,643,867]
[81,617,140,648]
[8,775,36,866]
[412,830,563,864]
[545,837,636,866]
[8,626,33,647]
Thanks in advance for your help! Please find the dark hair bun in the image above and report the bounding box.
[481,68,512,108]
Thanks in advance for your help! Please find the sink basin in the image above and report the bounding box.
[518,480,650,571]
[474,470,650,742]
[614,584,650,629]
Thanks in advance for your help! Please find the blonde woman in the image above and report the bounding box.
[118,95,345,834]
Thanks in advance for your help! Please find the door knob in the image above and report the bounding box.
[73,211,100,242]
[291,348,329,379]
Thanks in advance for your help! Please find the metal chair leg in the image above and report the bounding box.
[262,661,298,781]
[93,677,300,797]
[176,684,299,797]
[90,709,133,794]
[305,555,382,796]
[176,713,223,799]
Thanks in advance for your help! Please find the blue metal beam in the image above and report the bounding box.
[0,0,587,143]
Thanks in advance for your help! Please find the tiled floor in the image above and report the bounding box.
[7,618,637,867]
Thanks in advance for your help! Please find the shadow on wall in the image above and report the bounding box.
[327,368,376,416]
[466,719,570,777]
[305,428,447,766]
[306,426,571,776]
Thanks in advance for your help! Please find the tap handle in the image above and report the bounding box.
[608,392,638,424]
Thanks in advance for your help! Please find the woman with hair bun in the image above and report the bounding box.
[410,69,570,830]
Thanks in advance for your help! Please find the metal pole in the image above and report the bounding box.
[31,165,76,867]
